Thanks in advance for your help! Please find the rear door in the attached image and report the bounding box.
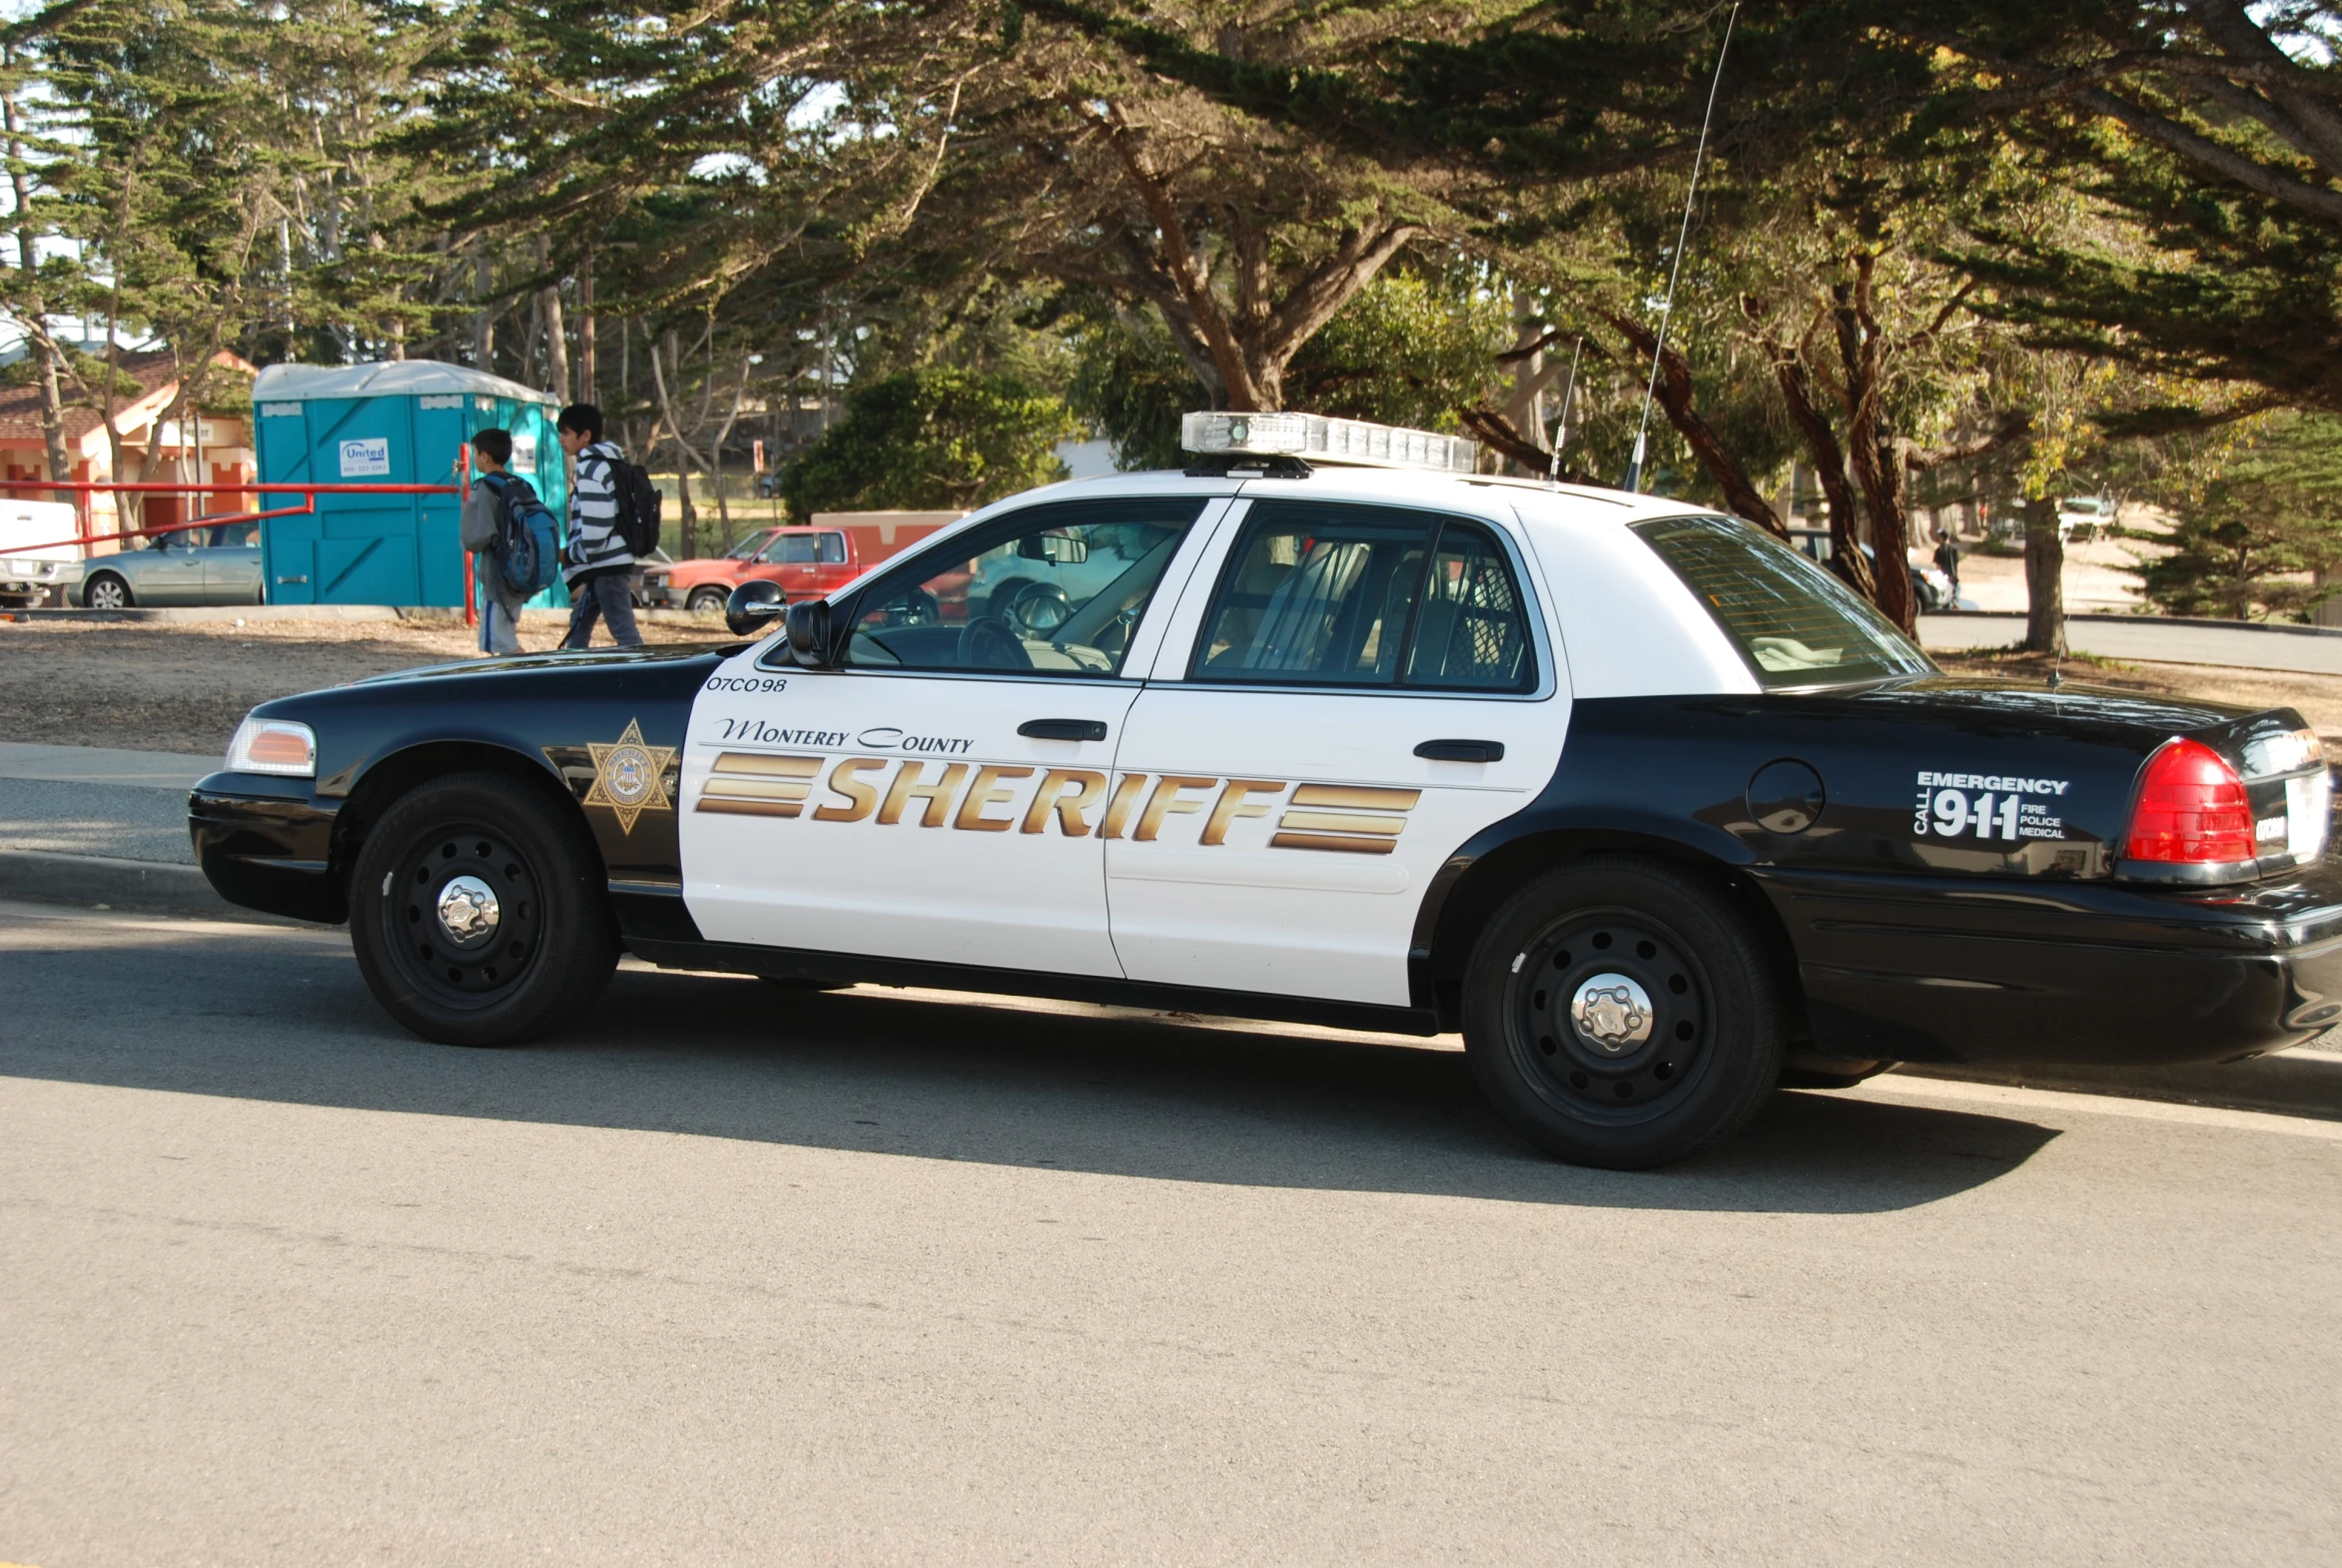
[200,522,264,602]
[1107,496,1570,1008]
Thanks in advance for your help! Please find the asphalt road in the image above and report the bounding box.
[1919,611,2342,674]
[4,902,2338,1566]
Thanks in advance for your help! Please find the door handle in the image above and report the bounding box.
[1415,738,1505,763]
[1020,719,1109,742]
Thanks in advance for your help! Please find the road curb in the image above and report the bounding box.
[0,847,314,925]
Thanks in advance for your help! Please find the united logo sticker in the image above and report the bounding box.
[584,718,677,834]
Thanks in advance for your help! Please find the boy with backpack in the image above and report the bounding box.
[459,428,531,655]
[555,402,658,650]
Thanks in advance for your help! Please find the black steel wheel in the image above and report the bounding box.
[350,772,617,1046]
[1462,856,1783,1169]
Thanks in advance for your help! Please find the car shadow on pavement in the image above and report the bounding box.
[0,915,2060,1214]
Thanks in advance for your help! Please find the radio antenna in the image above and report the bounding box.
[1546,335,1585,488]
[1625,0,1740,494]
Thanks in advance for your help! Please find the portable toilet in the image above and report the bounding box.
[251,361,568,608]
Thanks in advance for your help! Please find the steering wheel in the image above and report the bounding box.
[956,615,1034,671]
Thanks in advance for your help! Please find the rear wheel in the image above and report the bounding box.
[350,772,618,1046]
[82,571,130,609]
[1461,856,1784,1169]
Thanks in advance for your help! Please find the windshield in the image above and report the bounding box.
[724,529,778,560]
[1634,513,1936,688]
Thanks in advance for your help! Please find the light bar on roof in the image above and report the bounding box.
[1180,411,1479,473]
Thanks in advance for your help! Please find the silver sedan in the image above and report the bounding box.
[75,521,266,608]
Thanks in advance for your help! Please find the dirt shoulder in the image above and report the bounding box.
[1,615,736,757]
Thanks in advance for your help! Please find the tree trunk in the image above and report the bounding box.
[1847,425,1915,631]
[1747,301,1874,600]
[2022,495,2066,656]
[472,242,495,370]
[1606,312,1787,536]
[578,256,596,404]
[3,72,72,506]
[536,238,569,403]
[673,452,697,559]
[1498,290,1545,476]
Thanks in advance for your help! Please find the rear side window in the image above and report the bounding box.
[1191,501,1535,691]
[1635,513,1934,688]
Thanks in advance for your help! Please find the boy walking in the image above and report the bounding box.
[555,402,643,650]
[459,427,527,655]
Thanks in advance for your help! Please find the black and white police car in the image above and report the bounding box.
[191,411,2342,1168]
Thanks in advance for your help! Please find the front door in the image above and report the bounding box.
[1108,497,1570,1008]
[138,531,208,604]
[678,494,1226,976]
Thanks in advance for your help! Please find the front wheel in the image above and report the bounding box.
[687,585,728,612]
[1461,856,1784,1169]
[350,772,619,1046]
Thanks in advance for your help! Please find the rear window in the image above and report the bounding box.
[1634,513,1935,688]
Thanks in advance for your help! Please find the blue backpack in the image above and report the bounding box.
[481,471,560,596]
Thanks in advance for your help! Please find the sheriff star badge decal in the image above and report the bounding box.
[584,718,676,834]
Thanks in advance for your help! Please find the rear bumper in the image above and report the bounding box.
[189,775,343,924]
[1760,865,2342,1066]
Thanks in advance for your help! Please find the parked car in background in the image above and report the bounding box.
[0,498,81,607]
[645,512,961,612]
[75,520,263,608]
[1787,527,1955,611]
[2058,495,2116,542]
[628,546,675,609]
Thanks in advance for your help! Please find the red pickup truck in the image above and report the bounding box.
[643,510,961,611]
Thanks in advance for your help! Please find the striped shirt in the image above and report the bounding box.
[564,439,635,584]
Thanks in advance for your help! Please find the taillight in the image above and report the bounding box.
[2127,738,2254,864]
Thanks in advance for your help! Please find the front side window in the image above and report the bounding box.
[1191,501,1536,691]
[839,498,1206,677]
[1635,513,1935,688]
[761,534,821,564]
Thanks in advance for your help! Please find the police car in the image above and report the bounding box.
[190,411,2342,1168]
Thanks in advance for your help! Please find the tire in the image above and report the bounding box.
[687,586,728,612]
[82,571,131,609]
[1461,856,1785,1169]
[349,772,619,1046]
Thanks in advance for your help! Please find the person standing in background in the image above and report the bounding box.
[459,427,526,656]
[1933,526,1962,607]
[555,402,642,650]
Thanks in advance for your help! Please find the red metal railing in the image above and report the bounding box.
[1,470,482,627]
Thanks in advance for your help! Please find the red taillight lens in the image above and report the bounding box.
[2127,738,2255,863]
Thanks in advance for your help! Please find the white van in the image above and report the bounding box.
[0,499,81,606]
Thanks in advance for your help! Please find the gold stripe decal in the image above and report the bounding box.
[699,752,826,819]
[1290,784,1422,812]
[1273,783,1416,856]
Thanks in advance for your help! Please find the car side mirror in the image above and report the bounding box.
[725,578,787,638]
[784,597,833,665]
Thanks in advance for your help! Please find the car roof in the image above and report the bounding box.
[1010,465,1708,528]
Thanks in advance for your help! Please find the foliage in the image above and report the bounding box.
[2129,411,2342,621]
[778,367,1079,519]
[1069,306,1195,470]
[1286,267,1510,431]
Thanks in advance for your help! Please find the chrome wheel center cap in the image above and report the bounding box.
[1570,973,1654,1054]
[435,875,501,946]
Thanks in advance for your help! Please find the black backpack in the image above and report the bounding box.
[611,456,663,556]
